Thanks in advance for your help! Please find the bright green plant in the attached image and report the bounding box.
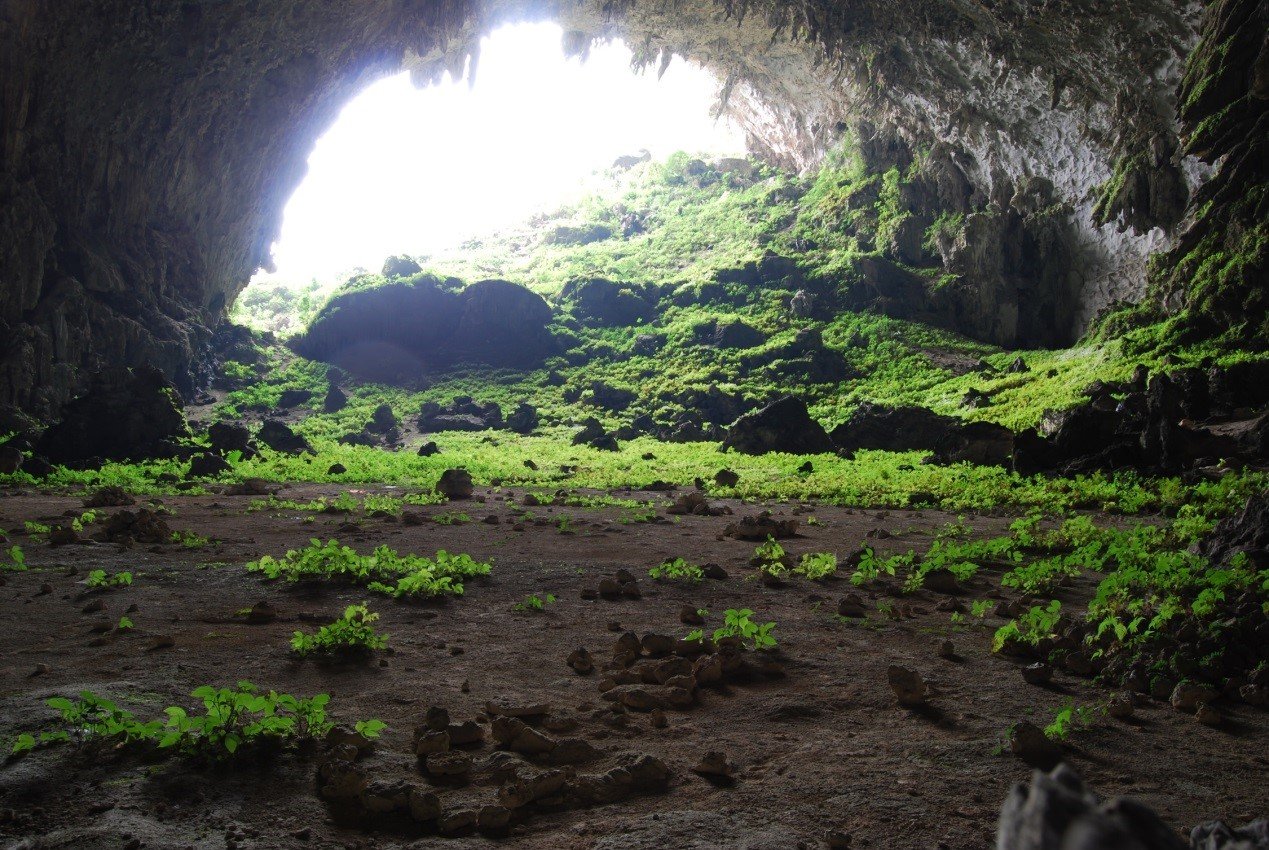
[86,569,133,589]
[2,545,24,571]
[291,604,388,656]
[993,600,1062,652]
[512,592,558,613]
[247,539,491,599]
[649,557,704,583]
[1044,700,1101,741]
[713,608,778,650]
[851,545,903,586]
[796,552,838,580]
[171,530,211,549]
[117,616,134,631]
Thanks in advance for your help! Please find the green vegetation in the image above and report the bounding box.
[86,569,133,589]
[512,592,558,613]
[247,539,491,599]
[707,608,778,651]
[649,557,705,583]
[10,683,373,761]
[2,545,24,571]
[1043,700,1101,742]
[796,552,838,580]
[993,600,1063,653]
[291,604,388,656]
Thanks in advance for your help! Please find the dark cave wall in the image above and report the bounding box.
[0,0,1251,418]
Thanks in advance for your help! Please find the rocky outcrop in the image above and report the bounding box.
[293,274,554,381]
[0,0,1257,413]
[559,279,656,327]
[721,396,835,455]
[829,403,961,454]
[34,366,188,464]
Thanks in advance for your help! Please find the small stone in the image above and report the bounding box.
[936,639,956,659]
[692,751,735,779]
[1106,693,1134,719]
[1170,681,1217,712]
[1021,662,1053,686]
[477,804,511,832]
[680,606,705,626]
[485,697,550,718]
[425,750,472,777]
[82,599,105,614]
[567,647,594,675]
[838,594,867,618]
[438,808,477,836]
[1009,721,1062,768]
[407,788,441,822]
[146,634,175,650]
[1195,703,1222,726]
[887,665,927,707]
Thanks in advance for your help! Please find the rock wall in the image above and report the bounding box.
[0,0,1253,418]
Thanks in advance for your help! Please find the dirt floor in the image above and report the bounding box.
[0,482,1265,849]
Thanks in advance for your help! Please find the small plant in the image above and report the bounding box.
[12,683,366,761]
[117,616,134,631]
[432,511,471,526]
[649,557,704,583]
[86,569,133,589]
[850,545,897,586]
[512,592,557,613]
[993,600,1062,652]
[291,604,387,656]
[2,545,25,571]
[713,608,778,650]
[753,537,785,565]
[171,530,210,549]
[556,515,574,534]
[970,599,994,620]
[24,521,50,537]
[1044,700,1101,741]
[355,719,387,740]
[248,540,491,599]
[796,552,838,580]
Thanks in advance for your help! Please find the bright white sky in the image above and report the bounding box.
[255,22,745,284]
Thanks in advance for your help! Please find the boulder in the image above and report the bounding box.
[559,278,655,327]
[931,420,1016,466]
[435,468,474,499]
[294,274,555,379]
[36,366,188,464]
[276,388,313,409]
[382,255,422,278]
[722,396,835,455]
[1199,493,1269,570]
[713,319,766,349]
[207,422,251,455]
[505,403,539,435]
[257,419,312,454]
[366,403,397,434]
[323,385,348,413]
[997,764,1188,849]
[829,403,960,454]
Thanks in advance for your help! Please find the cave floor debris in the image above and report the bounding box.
[0,484,1264,849]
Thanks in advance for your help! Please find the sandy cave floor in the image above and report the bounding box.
[0,483,1265,850]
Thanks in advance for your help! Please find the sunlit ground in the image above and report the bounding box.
[253,21,745,287]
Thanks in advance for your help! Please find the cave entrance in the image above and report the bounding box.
[239,21,743,330]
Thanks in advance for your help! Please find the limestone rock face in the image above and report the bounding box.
[0,0,1257,415]
[34,366,189,464]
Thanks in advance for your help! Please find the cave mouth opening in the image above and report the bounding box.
[245,21,745,303]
